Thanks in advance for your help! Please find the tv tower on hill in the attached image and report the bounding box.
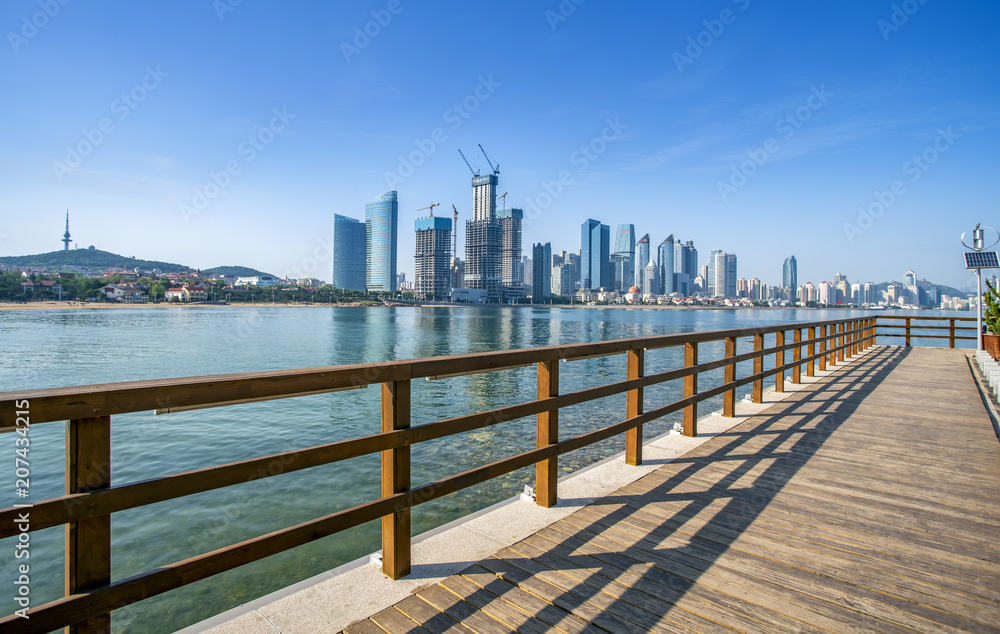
[62,210,71,251]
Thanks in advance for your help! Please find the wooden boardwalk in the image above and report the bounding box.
[345,347,1000,633]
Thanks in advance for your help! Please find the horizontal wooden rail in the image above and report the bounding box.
[875,315,975,321]
[0,317,885,632]
[0,317,867,429]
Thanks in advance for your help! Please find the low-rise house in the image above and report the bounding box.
[99,284,148,303]
[22,280,64,297]
[236,275,280,287]
[165,285,208,302]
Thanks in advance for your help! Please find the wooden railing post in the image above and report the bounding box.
[837,323,845,362]
[775,330,785,393]
[66,416,112,634]
[852,320,859,356]
[683,342,698,437]
[536,360,559,507]
[905,317,911,347]
[752,334,764,403]
[949,318,956,349]
[792,329,802,384]
[818,325,827,372]
[723,336,737,416]
[625,349,644,466]
[381,379,411,580]
[806,327,816,377]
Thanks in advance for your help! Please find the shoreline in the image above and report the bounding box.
[0,300,947,312]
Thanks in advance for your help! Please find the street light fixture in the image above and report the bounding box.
[961,223,1000,350]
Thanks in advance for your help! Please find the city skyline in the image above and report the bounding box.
[2,3,997,290]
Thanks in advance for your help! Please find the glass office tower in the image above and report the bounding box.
[365,191,398,292]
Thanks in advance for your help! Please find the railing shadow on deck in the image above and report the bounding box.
[437,346,911,632]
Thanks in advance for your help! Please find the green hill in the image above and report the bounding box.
[0,248,192,273]
[202,265,274,278]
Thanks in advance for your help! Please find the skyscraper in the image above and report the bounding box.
[634,234,650,293]
[332,213,366,292]
[465,174,501,300]
[581,219,610,290]
[658,236,674,295]
[532,242,552,300]
[673,239,697,297]
[707,250,721,297]
[365,191,398,292]
[611,224,635,292]
[643,261,658,297]
[497,208,524,300]
[783,255,798,300]
[414,216,452,298]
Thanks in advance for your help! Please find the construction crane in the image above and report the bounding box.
[458,149,480,176]
[417,202,440,217]
[479,144,500,175]
[496,192,507,210]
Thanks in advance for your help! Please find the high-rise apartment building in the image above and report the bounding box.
[332,213,366,292]
[450,258,465,289]
[634,234,650,292]
[522,255,532,289]
[581,219,610,290]
[532,242,552,300]
[783,255,798,300]
[710,251,737,298]
[414,216,453,298]
[465,174,501,300]
[497,208,524,300]
[365,191,398,293]
[611,224,635,293]
[551,265,573,297]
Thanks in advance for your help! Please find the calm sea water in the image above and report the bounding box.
[0,305,969,632]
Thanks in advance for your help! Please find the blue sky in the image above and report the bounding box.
[1,0,997,289]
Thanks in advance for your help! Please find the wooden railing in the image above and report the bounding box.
[0,317,883,632]
[875,314,977,347]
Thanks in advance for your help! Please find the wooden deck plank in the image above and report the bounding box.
[345,347,1000,633]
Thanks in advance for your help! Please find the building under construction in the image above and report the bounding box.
[414,216,453,299]
[497,207,524,300]
[462,154,501,300]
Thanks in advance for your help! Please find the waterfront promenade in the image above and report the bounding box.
[242,345,998,633]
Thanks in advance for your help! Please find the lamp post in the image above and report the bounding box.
[962,224,1000,351]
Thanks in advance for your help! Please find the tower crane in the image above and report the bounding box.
[417,202,440,217]
[458,149,480,176]
[478,144,500,175]
[497,192,507,210]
